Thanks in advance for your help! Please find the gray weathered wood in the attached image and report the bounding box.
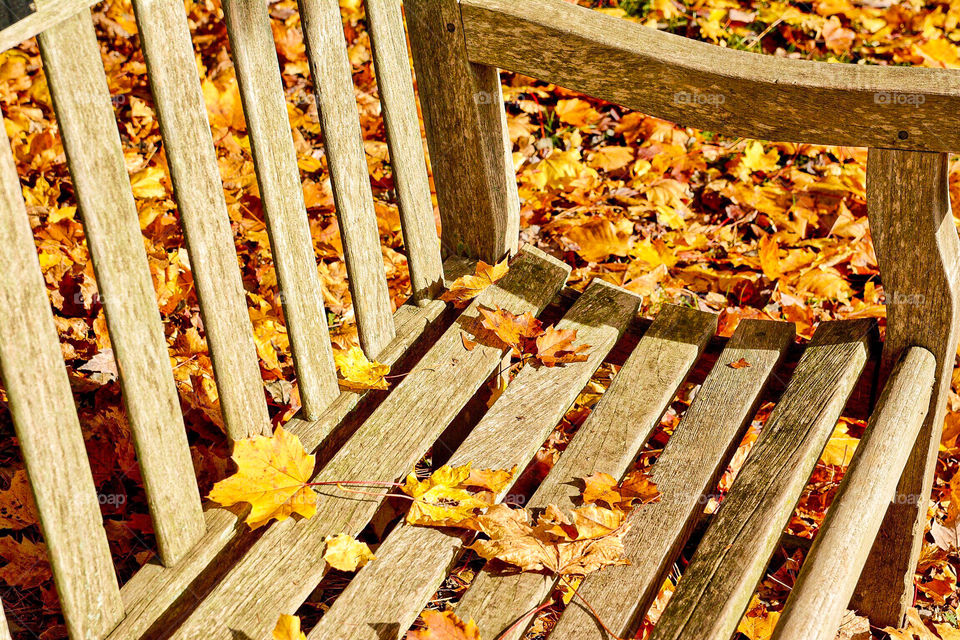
[774,347,936,640]
[38,9,205,567]
[0,104,123,640]
[308,279,641,640]
[456,305,719,640]
[852,149,960,626]
[166,247,569,640]
[650,320,874,640]
[297,0,395,356]
[459,0,960,153]
[550,319,795,640]
[406,0,519,262]
[223,0,340,418]
[365,0,445,301]
[132,0,271,440]
[111,297,451,640]
[0,0,100,54]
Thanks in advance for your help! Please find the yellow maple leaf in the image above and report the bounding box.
[335,346,390,391]
[323,534,375,571]
[273,614,306,640]
[555,98,601,129]
[737,595,781,640]
[820,422,859,467]
[208,426,317,529]
[742,141,780,174]
[589,146,635,172]
[401,464,517,527]
[409,610,482,640]
[441,259,510,307]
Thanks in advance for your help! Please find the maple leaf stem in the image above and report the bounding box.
[557,575,625,640]
[308,480,404,488]
[494,599,555,640]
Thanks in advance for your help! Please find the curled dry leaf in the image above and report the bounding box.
[323,534,375,571]
[580,470,661,511]
[335,346,390,391]
[208,426,317,529]
[273,614,306,640]
[441,259,510,307]
[728,357,751,369]
[408,610,482,640]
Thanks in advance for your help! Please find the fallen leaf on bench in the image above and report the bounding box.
[580,469,661,511]
[441,259,510,307]
[401,464,517,527]
[478,306,544,354]
[728,357,751,369]
[335,346,390,391]
[208,426,317,529]
[477,305,593,367]
[273,614,306,640]
[408,609,481,640]
[323,534,375,571]
[467,503,631,575]
[536,327,590,366]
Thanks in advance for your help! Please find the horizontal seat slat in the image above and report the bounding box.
[38,9,204,568]
[550,318,796,640]
[649,319,875,640]
[456,304,718,640]
[222,0,340,420]
[460,0,960,153]
[111,296,453,640]
[309,279,641,639]
[132,0,271,441]
[297,0,395,356]
[165,246,570,640]
[772,347,936,640]
[0,106,123,640]
[365,0,444,301]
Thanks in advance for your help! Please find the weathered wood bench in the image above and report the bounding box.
[0,1,956,639]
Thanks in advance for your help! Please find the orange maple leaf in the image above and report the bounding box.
[408,610,482,640]
[478,306,544,353]
[581,470,660,511]
[535,327,590,367]
[441,260,510,307]
[208,426,317,529]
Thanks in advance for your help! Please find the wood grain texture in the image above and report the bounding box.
[0,106,123,640]
[308,279,641,640]
[460,0,960,153]
[223,0,340,419]
[650,319,874,640]
[132,0,271,440]
[166,247,569,640]
[456,304,719,640]
[365,0,444,301]
[0,601,9,640]
[297,0,395,356]
[551,319,795,640]
[774,347,936,640]
[111,297,451,640]
[0,0,100,54]
[406,0,519,262]
[852,149,960,626]
[38,10,204,568]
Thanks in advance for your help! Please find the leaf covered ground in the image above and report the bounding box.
[0,0,959,638]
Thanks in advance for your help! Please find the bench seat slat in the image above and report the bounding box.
[309,279,640,639]
[452,304,715,639]
[649,319,874,640]
[111,296,453,640]
[772,347,936,640]
[37,9,205,568]
[222,0,340,420]
[366,0,444,301]
[550,319,796,640]
[297,0,396,356]
[165,246,569,640]
[131,0,271,441]
[0,106,123,640]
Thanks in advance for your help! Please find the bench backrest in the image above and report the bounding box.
[0,1,459,637]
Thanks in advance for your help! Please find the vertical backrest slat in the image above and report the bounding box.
[131,0,271,441]
[37,9,205,567]
[297,0,396,356]
[222,0,340,419]
[365,0,444,301]
[0,600,10,640]
[0,108,123,640]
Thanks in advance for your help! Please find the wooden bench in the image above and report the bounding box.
[0,1,956,639]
